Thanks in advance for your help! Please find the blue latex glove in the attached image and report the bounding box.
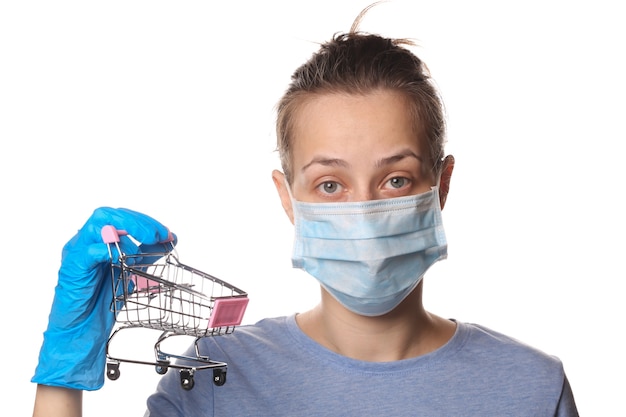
[32,207,177,390]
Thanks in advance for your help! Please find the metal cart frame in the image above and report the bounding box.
[102,225,248,390]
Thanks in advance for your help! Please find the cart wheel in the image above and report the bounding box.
[213,368,227,386]
[106,363,120,381]
[155,361,170,375]
[180,369,195,391]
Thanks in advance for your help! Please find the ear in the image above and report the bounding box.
[272,170,295,224]
[438,155,455,210]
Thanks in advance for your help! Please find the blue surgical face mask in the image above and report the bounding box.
[290,187,447,316]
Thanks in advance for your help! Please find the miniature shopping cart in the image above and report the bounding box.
[101,226,249,390]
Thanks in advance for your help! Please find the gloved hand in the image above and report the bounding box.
[32,207,177,390]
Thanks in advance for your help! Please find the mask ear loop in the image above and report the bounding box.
[430,162,444,206]
[430,163,441,210]
[431,177,441,192]
[284,178,296,202]
[432,158,444,192]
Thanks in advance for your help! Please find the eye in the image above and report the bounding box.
[386,177,409,189]
[317,181,342,194]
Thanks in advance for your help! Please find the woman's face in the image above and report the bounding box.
[287,89,436,203]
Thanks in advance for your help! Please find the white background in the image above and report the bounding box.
[1,1,624,415]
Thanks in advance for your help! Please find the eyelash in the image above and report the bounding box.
[315,176,412,196]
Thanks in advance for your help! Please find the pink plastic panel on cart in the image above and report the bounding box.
[208,297,249,328]
[130,274,160,293]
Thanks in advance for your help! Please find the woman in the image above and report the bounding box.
[32,7,578,417]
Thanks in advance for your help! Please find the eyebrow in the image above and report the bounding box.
[301,149,423,173]
[376,149,423,167]
[301,156,350,172]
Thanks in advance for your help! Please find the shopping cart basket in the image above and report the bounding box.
[101,225,249,390]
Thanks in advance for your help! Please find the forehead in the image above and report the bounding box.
[290,90,424,164]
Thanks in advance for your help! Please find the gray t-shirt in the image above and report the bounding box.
[145,315,578,416]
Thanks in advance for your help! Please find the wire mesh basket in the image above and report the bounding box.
[101,225,249,389]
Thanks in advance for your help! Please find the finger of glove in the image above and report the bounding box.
[62,232,142,271]
[137,232,178,264]
[74,207,172,247]
[112,234,179,267]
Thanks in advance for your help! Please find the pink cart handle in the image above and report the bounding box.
[101,225,128,243]
[101,225,174,244]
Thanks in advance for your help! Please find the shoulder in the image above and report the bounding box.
[460,321,561,358]
[224,315,291,341]
[456,321,565,381]
[199,315,295,355]
[145,316,296,416]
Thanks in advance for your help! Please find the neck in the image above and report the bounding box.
[296,281,455,362]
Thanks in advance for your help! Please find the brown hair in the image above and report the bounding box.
[275,3,447,184]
